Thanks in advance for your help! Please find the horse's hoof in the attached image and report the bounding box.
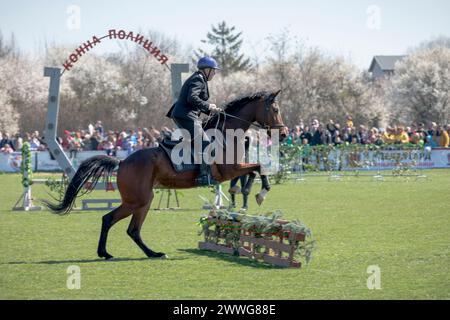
[255,194,265,206]
[149,252,168,259]
[228,186,241,194]
[98,252,114,260]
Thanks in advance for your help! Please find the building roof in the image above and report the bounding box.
[369,55,407,72]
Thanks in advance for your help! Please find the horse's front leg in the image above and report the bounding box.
[240,168,270,207]
[255,175,271,206]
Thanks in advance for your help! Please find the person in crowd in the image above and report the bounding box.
[301,138,311,170]
[61,130,72,150]
[13,133,23,151]
[0,143,14,154]
[146,134,159,148]
[381,126,395,144]
[291,125,302,142]
[415,122,426,138]
[68,131,83,159]
[299,126,312,145]
[393,126,410,144]
[405,126,414,138]
[98,137,115,156]
[368,127,379,145]
[29,131,42,151]
[334,135,343,146]
[89,131,101,151]
[95,120,104,137]
[298,119,305,130]
[357,125,369,144]
[310,123,324,146]
[82,134,93,151]
[424,133,438,148]
[0,132,15,151]
[323,128,333,145]
[345,115,354,130]
[437,125,449,148]
[332,124,341,143]
[88,123,95,136]
[326,121,341,144]
[311,119,320,132]
[326,120,335,134]
[121,132,135,155]
[410,132,424,146]
[346,127,358,144]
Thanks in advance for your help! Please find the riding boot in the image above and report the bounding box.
[196,161,217,186]
[195,139,218,186]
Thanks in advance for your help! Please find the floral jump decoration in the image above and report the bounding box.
[20,142,33,188]
[198,209,316,268]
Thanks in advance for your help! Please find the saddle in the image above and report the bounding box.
[159,137,199,173]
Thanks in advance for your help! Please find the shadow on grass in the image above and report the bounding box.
[178,248,285,269]
[6,256,188,265]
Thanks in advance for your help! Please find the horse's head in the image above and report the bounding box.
[254,90,288,140]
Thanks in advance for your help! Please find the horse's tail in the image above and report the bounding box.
[44,155,120,215]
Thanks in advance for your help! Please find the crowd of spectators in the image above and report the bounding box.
[1,117,449,156]
[284,116,450,149]
[0,130,46,154]
[0,121,174,156]
[57,121,174,158]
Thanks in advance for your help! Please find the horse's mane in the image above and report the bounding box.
[205,91,269,127]
[222,91,269,114]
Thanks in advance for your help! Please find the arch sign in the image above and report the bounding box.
[61,29,170,75]
[43,29,189,180]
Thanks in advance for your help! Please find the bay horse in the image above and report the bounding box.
[45,90,288,260]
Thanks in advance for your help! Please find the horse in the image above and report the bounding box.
[45,90,288,260]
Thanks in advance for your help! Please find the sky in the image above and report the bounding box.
[1,0,449,69]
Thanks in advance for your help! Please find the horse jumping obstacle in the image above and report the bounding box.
[81,199,121,211]
[198,212,313,268]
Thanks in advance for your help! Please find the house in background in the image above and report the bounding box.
[369,55,406,79]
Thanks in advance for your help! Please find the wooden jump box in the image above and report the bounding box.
[198,216,306,268]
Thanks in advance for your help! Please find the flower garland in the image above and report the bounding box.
[20,142,33,188]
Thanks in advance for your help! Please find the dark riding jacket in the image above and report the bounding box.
[166,71,210,121]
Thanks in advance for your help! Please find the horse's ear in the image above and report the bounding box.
[270,90,282,101]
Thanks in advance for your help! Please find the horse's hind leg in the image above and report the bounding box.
[97,205,132,260]
[126,192,166,259]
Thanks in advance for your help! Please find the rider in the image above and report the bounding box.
[166,56,222,186]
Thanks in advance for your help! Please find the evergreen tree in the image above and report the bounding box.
[194,21,251,76]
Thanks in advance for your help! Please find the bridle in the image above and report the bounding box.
[205,96,286,132]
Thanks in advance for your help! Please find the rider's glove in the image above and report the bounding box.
[208,104,223,114]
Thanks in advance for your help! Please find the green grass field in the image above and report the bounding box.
[1,171,449,300]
